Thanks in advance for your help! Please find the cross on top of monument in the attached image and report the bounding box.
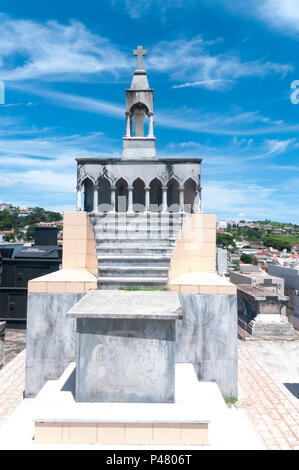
[133,45,147,70]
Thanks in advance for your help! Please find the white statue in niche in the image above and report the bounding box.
[133,107,146,137]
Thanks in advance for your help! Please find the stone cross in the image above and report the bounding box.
[133,45,147,70]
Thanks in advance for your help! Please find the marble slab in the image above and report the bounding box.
[67,290,182,320]
[75,317,176,403]
[69,290,181,403]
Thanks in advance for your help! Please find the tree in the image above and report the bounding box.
[240,253,254,264]
[216,233,236,249]
[25,225,36,241]
[263,236,292,252]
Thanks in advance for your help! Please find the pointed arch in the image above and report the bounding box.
[133,178,145,212]
[98,176,111,212]
[115,177,128,212]
[150,178,162,212]
[167,177,180,212]
[184,178,197,213]
[82,177,94,213]
[80,175,96,187]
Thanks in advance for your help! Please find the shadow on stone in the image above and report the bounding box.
[283,383,299,399]
[61,367,76,399]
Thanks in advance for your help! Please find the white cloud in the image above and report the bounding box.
[113,0,299,39]
[11,83,299,136]
[156,107,299,136]
[0,14,130,81]
[148,36,291,90]
[219,0,299,36]
[0,14,291,88]
[258,0,299,35]
[172,79,234,89]
[203,179,298,221]
[0,124,121,206]
[162,137,297,176]
[0,130,120,168]
[111,0,185,19]
[0,119,297,220]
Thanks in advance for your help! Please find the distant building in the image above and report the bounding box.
[216,219,227,229]
[19,206,35,215]
[0,227,62,322]
[227,220,237,228]
[238,221,252,228]
[0,203,12,211]
[267,265,299,330]
[230,264,285,296]
[0,230,14,242]
[36,221,63,227]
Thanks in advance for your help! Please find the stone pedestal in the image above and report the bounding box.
[216,248,228,276]
[67,290,181,403]
[122,137,156,159]
[237,284,294,337]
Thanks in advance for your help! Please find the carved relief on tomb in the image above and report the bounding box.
[85,332,168,397]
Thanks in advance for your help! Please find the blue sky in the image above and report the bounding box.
[0,0,298,222]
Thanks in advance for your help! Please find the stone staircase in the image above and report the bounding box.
[89,212,186,289]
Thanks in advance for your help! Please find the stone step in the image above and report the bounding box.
[98,266,169,278]
[97,243,173,251]
[96,238,176,245]
[95,233,180,240]
[98,276,169,289]
[90,212,182,289]
[92,220,185,227]
[97,248,173,256]
[94,227,182,235]
[92,220,185,231]
[97,255,171,266]
[91,213,186,221]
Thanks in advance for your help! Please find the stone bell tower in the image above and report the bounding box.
[123,45,156,159]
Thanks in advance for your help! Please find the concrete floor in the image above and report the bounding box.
[243,339,299,399]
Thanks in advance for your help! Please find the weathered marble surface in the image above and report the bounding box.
[68,289,182,319]
[216,248,228,276]
[176,294,238,398]
[268,265,299,330]
[25,293,84,397]
[75,317,176,403]
[237,284,294,337]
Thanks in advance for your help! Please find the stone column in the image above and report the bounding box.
[162,186,168,213]
[93,185,99,212]
[125,112,131,137]
[193,185,202,213]
[110,186,116,212]
[179,187,184,213]
[145,187,150,212]
[148,113,154,137]
[127,186,133,213]
[76,185,82,211]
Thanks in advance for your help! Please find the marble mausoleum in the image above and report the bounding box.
[20,46,239,447]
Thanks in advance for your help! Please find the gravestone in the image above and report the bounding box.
[67,290,182,403]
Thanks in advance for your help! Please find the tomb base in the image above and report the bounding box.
[33,363,212,445]
[0,361,264,449]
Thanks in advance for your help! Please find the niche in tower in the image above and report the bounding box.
[131,102,149,137]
